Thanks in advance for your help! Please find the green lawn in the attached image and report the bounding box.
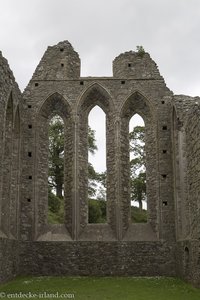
[0,276,200,300]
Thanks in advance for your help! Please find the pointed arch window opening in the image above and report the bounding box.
[48,114,65,224]
[88,105,107,224]
[129,113,147,223]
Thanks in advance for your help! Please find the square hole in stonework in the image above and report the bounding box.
[128,63,132,67]
[28,124,32,129]
[161,101,165,104]
[35,83,39,87]
[61,63,64,67]
[121,80,125,84]
[28,105,32,108]
[28,152,32,157]
[163,201,168,206]
[163,150,167,154]
[80,81,84,85]
[162,125,167,130]
[162,174,167,178]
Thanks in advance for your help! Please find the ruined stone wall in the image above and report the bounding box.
[173,97,200,286]
[0,51,21,282]
[172,95,195,241]
[1,40,200,284]
[185,102,200,240]
[18,41,177,277]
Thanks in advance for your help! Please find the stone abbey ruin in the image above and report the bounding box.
[0,40,200,285]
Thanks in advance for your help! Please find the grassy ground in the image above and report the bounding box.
[1,276,200,300]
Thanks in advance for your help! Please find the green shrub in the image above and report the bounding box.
[131,206,147,223]
[48,192,64,224]
[136,45,145,57]
[88,199,106,223]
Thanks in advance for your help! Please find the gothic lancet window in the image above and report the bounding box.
[48,115,65,224]
[129,113,147,223]
[88,106,107,224]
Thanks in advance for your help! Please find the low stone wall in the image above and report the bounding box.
[19,241,175,277]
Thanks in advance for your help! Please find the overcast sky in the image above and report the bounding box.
[1,0,200,171]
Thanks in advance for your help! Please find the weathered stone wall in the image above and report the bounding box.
[172,95,195,241]
[16,41,177,277]
[19,241,175,277]
[1,40,200,285]
[173,97,200,286]
[20,42,175,244]
[0,51,21,282]
[0,238,19,282]
[113,51,162,79]
[185,102,200,240]
[32,41,80,80]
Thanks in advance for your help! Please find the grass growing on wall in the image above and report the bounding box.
[1,276,200,300]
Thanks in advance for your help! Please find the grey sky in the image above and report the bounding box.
[1,0,200,95]
[0,0,200,171]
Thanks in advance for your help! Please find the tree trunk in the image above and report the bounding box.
[55,165,63,198]
[56,182,63,198]
[138,198,143,211]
